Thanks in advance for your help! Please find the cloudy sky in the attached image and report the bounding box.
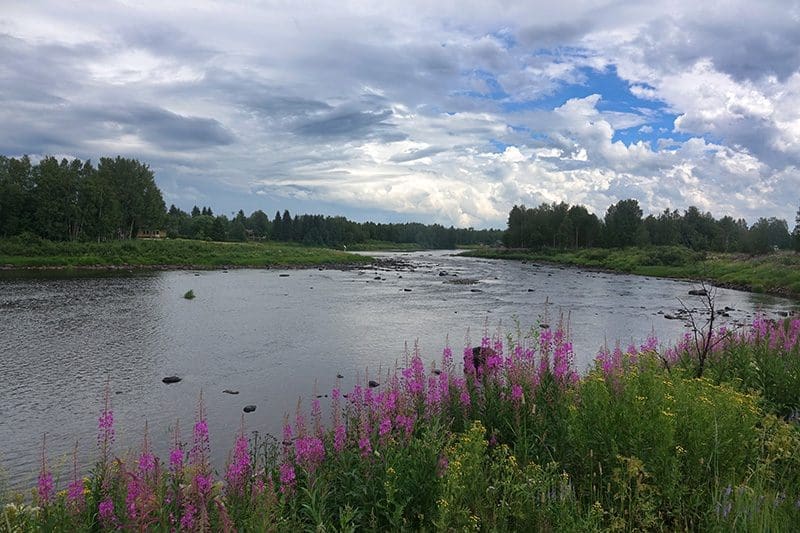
[2,1,799,228]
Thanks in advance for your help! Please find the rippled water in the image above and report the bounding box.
[1,250,797,490]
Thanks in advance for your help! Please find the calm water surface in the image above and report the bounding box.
[1,250,797,489]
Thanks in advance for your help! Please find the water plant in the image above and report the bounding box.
[3,317,799,531]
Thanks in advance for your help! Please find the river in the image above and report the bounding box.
[1,250,797,490]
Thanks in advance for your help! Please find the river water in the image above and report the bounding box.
[1,250,797,490]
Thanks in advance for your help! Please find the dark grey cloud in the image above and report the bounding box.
[293,107,398,141]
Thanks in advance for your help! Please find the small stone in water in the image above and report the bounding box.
[243,405,256,413]
[368,380,380,388]
[162,376,182,384]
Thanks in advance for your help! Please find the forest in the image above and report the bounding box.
[0,155,501,249]
[503,199,800,254]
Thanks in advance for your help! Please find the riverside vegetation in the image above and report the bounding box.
[463,245,800,299]
[0,235,371,270]
[3,315,800,531]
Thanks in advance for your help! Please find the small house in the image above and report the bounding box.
[136,229,167,239]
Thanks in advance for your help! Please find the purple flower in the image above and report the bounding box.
[169,447,184,473]
[295,435,325,470]
[358,435,372,457]
[67,478,84,506]
[37,471,53,505]
[511,384,523,403]
[226,432,252,493]
[180,502,196,530]
[99,498,115,523]
[379,417,392,438]
[139,451,156,474]
[195,473,211,495]
[333,424,346,452]
[279,462,296,494]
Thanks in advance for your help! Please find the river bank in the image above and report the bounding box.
[462,246,800,300]
[0,237,374,271]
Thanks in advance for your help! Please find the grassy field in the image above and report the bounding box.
[0,236,372,269]
[463,245,800,299]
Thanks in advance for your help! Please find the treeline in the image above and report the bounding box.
[504,199,800,254]
[0,155,502,249]
[164,206,502,248]
[0,155,166,241]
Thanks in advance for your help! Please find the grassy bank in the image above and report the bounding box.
[3,318,800,531]
[0,236,372,270]
[463,245,800,299]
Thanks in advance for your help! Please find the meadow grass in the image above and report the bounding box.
[3,317,800,531]
[464,246,800,299]
[0,236,372,270]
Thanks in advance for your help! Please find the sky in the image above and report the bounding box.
[2,1,800,229]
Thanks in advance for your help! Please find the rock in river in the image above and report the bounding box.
[688,289,708,296]
[243,405,257,413]
[162,376,182,384]
[223,389,239,395]
[368,380,380,388]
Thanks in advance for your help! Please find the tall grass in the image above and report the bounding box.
[0,235,371,269]
[3,317,800,531]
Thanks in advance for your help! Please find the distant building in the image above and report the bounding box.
[136,229,167,239]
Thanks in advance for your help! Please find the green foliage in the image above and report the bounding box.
[463,246,800,298]
[183,289,195,300]
[0,238,372,268]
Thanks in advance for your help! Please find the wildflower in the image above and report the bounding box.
[98,498,115,524]
[511,383,523,403]
[379,417,392,438]
[295,435,325,470]
[279,462,296,494]
[67,478,84,507]
[180,502,196,530]
[37,436,53,505]
[226,430,252,494]
[358,435,372,457]
[333,424,346,452]
[169,446,184,473]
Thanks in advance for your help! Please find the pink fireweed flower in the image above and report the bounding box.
[195,473,212,495]
[180,502,196,530]
[282,416,293,448]
[540,328,553,354]
[190,392,210,470]
[37,471,53,505]
[279,462,296,494]
[402,353,426,396]
[333,424,347,452]
[553,340,575,384]
[169,447,184,473]
[126,475,141,519]
[67,478,84,507]
[191,419,210,464]
[37,436,53,505]
[358,435,372,457]
[295,435,325,471]
[511,383,524,403]
[99,498,115,524]
[640,332,659,353]
[442,344,453,367]
[226,431,251,494]
[463,345,476,375]
[425,376,442,411]
[379,417,392,439]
